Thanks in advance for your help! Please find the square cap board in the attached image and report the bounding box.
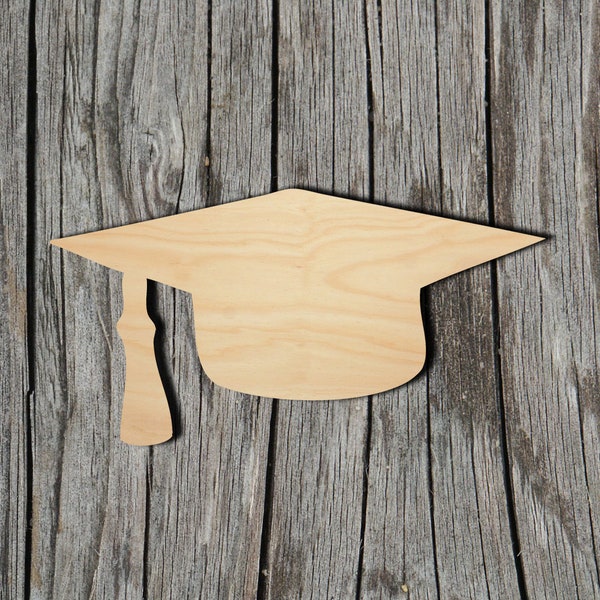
[51,189,543,445]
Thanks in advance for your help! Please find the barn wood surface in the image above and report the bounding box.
[0,1,598,599]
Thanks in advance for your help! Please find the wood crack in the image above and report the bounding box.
[485,1,528,595]
[24,0,38,596]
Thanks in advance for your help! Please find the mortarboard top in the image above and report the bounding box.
[51,188,544,446]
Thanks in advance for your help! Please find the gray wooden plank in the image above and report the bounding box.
[0,0,29,597]
[427,0,522,597]
[80,2,171,596]
[490,0,600,598]
[32,1,150,598]
[32,0,273,597]
[361,1,439,598]
[143,0,273,597]
[363,0,523,597]
[259,2,371,598]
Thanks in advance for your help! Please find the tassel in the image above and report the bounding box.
[117,274,172,445]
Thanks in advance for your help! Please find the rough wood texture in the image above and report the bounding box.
[491,1,600,598]
[428,1,525,596]
[31,0,272,598]
[361,3,441,597]
[1,0,598,598]
[0,1,29,598]
[32,1,148,597]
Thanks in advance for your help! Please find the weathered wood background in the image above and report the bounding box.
[1,0,599,598]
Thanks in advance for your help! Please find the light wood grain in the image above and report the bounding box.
[491,0,600,597]
[0,0,29,597]
[52,189,541,415]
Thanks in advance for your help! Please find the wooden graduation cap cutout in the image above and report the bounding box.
[50,189,543,446]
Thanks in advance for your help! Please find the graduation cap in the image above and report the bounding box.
[51,189,543,446]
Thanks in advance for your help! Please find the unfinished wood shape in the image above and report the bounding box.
[51,188,543,445]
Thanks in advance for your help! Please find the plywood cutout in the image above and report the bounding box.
[51,189,543,445]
